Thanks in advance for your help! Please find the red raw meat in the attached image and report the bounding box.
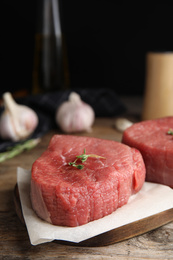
[30,135,145,227]
[122,117,173,188]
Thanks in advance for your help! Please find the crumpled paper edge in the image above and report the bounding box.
[17,167,173,246]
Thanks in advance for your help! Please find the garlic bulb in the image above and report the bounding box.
[114,117,133,132]
[0,92,39,141]
[56,92,95,133]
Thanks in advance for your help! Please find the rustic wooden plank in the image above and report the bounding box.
[1,214,173,260]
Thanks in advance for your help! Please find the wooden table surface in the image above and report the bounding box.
[1,114,173,259]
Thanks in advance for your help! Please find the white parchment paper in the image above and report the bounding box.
[17,167,173,246]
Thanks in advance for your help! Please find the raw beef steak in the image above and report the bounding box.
[31,135,145,227]
[122,117,173,187]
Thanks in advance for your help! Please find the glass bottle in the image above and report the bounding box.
[32,0,69,94]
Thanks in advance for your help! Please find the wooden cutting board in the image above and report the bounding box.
[14,184,173,247]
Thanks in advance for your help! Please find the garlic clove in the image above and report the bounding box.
[0,111,18,141]
[114,117,133,132]
[56,92,95,133]
[0,92,39,141]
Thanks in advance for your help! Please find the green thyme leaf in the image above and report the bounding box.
[167,129,173,135]
[75,164,84,169]
[76,149,88,163]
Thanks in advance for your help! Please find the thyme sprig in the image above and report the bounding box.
[0,138,40,163]
[68,149,106,169]
[167,129,173,135]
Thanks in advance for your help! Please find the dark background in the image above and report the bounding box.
[1,1,173,97]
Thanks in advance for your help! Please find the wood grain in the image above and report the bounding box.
[1,115,173,259]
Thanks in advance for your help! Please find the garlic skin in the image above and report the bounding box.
[0,92,39,141]
[114,117,133,132]
[56,92,95,133]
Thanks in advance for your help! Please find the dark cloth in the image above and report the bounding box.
[0,88,126,151]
